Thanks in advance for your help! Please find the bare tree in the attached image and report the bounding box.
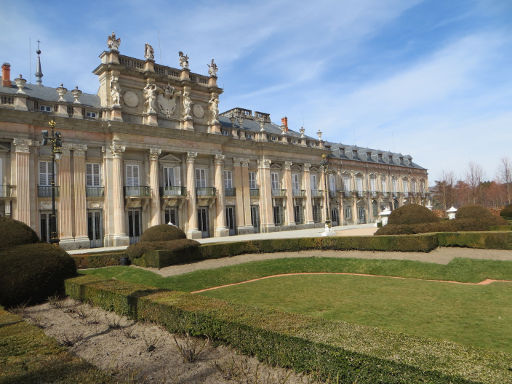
[465,162,484,204]
[499,157,512,205]
[438,170,455,211]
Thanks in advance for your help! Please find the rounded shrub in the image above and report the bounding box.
[0,243,77,307]
[0,216,39,249]
[455,205,506,228]
[456,205,494,219]
[500,205,512,219]
[126,238,200,261]
[140,224,186,242]
[387,204,439,225]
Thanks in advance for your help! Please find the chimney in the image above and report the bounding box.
[2,63,11,87]
[281,117,288,131]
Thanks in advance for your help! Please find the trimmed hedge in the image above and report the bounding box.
[0,216,39,249]
[71,251,125,269]
[129,239,201,268]
[0,243,77,307]
[376,218,507,236]
[65,275,512,384]
[0,306,116,383]
[437,231,512,249]
[388,204,439,225]
[140,224,186,242]
[500,205,512,220]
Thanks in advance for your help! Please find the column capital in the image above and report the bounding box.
[284,161,292,170]
[149,147,161,161]
[108,142,125,159]
[303,162,311,171]
[214,153,225,165]
[233,157,249,167]
[186,151,197,163]
[13,138,31,153]
[257,158,271,169]
[71,144,87,155]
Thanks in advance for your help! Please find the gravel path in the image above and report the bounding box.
[141,247,512,277]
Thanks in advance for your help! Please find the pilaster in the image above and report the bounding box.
[319,166,327,223]
[72,145,89,248]
[12,139,31,226]
[258,158,274,231]
[149,148,161,227]
[303,163,314,224]
[234,158,253,233]
[186,152,201,238]
[284,161,295,226]
[58,146,74,248]
[214,154,228,237]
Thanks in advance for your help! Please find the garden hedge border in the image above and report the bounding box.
[71,251,125,269]
[437,231,512,249]
[65,275,512,384]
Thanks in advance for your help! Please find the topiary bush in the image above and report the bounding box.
[0,216,40,249]
[139,224,186,242]
[456,205,493,219]
[0,243,77,307]
[126,239,200,261]
[387,204,439,225]
[500,204,512,219]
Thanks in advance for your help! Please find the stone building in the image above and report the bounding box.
[0,34,428,249]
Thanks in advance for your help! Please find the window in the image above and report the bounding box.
[246,133,253,140]
[370,176,376,192]
[403,179,409,195]
[224,170,233,189]
[328,174,336,193]
[356,177,363,193]
[163,166,181,187]
[85,111,97,119]
[312,204,321,223]
[86,163,101,186]
[392,178,398,194]
[249,171,257,189]
[271,172,280,190]
[343,175,351,192]
[221,130,230,136]
[381,177,387,192]
[292,173,300,193]
[411,180,417,193]
[195,168,207,188]
[39,161,54,186]
[310,174,318,191]
[125,164,139,186]
[344,206,352,220]
[40,105,51,113]
[271,136,277,141]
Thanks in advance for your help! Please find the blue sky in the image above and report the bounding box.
[1,0,511,184]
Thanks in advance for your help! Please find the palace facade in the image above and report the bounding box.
[0,34,429,249]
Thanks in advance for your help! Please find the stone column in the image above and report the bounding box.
[214,154,228,237]
[73,145,89,248]
[319,166,327,223]
[284,161,295,226]
[186,152,201,238]
[13,139,31,226]
[57,146,74,248]
[303,163,314,225]
[149,148,161,227]
[235,158,253,234]
[258,158,274,231]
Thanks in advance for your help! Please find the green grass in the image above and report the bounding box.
[200,274,512,353]
[0,306,118,384]
[82,256,512,292]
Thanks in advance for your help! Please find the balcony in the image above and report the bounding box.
[196,187,216,197]
[338,189,351,198]
[160,186,187,197]
[356,190,365,198]
[328,190,337,198]
[382,191,388,197]
[272,189,287,197]
[86,186,104,198]
[293,189,305,197]
[370,190,378,198]
[311,189,324,198]
[38,185,59,198]
[224,187,236,197]
[250,188,259,197]
[0,185,14,198]
[124,186,150,198]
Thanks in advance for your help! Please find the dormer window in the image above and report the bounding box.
[352,150,358,158]
[367,152,371,161]
[221,129,230,136]
[246,133,253,140]
[86,111,97,119]
[271,136,277,141]
[40,105,51,113]
[378,153,383,162]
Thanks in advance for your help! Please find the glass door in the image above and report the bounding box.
[128,208,142,244]
[87,210,103,248]
[225,206,236,236]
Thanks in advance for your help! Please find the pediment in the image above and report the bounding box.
[270,163,282,170]
[160,153,182,163]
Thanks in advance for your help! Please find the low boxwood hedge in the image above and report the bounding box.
[71,251,125,269]
[437,231,512,249]
[65,275,512,384]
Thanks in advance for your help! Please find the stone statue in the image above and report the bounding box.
[179,51,189,69]
[107,32,121,51]
[208,58,218,77]
[110,76,121,106]
[157,84,178,118]
[143,82,158,114]
[209,93,219,124]
[144,43,154,61]
[182,88,192,119]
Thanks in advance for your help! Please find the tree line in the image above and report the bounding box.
[431,158,512,211]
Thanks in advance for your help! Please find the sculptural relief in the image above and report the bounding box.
[144,43,154,61]
[107,32,121,51]
[208,58,218,77]
[179,51,189,69]
[143,82,158,114]
[157,84,178,119]
[192,104,204,119]
[182,88,192,119]
[209,93,219,124]
[110,76,121,106]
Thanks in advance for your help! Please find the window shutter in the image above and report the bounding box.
[39,161,47,186]
[93,164,100,186]
[86,163,93,186]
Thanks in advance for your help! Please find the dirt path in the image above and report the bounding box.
[143,247,512,277]
[191,273,512,294]
[23,298,316,384]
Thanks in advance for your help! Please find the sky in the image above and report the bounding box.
[1,0,511,185]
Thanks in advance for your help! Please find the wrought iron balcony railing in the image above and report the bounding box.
[38,185,60,198]
[160,186,187,197]
[224,187,236,196]
[124,186,150,197]
[311,189,324,198]
[86,186,104,197]
[271,189,287,197]
[250,188,260,197]
[0,185,14,198]
[196,187,216,197]
[293,189,305,197]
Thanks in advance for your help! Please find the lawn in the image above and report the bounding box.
[200,274,512,353]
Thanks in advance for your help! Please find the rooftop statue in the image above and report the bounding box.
[178,51,189,70]
[208,59,218,77]
[144,43,154,61]
[107,32,121,51]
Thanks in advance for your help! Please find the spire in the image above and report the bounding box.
[35,40,43,86]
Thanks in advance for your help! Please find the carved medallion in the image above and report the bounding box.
[123,91,139,108]
[193,103,204,119]
[157,93,177,119]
